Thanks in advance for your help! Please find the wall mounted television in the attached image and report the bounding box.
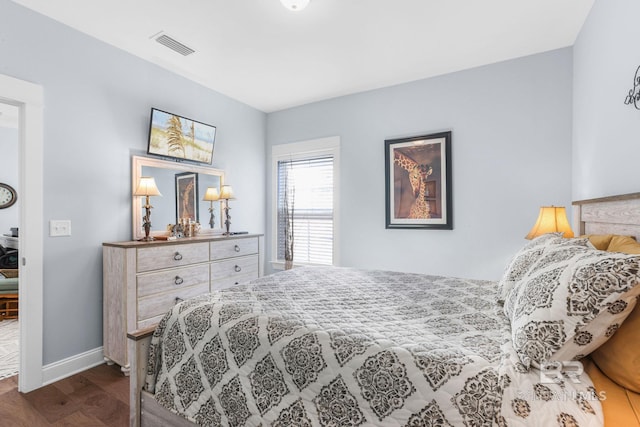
[147,108,216,165]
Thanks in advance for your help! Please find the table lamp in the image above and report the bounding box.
[525,206,574,239]
[219,185,235,236]
[203,187,220,229]
[134,176,162,241]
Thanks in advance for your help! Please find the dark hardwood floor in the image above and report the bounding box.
[0,363,129,426]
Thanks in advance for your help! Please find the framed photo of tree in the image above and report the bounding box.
[175,172,199,223]
[385,131,452,229]
[147,108,216,164]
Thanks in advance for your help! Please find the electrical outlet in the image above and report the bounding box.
[50,220,71,237]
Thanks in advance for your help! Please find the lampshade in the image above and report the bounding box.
[280,0,310,11]
[219,185,235,200]
[525,206,574,239]
[203,187,220,201]
[133,176,162,197]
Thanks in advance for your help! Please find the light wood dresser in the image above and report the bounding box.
[102,233,262,373]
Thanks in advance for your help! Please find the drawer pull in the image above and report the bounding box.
[234,245,241,252]
[173,252,183,261]
[234,265,242,272]
[174,276,184,286]
[175,297,184,304]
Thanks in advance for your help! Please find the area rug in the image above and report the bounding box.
[0,319,18,379]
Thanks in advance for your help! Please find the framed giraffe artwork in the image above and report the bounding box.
[385,131,452,229]
[175,171,199,223]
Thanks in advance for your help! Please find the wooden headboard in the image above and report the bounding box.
[573,192,640,240]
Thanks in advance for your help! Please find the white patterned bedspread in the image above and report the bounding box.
[145,267,604,426]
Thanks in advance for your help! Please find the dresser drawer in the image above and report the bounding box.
[211,255,259,283]
[211,274,257,291]
[210,237,258,260]
[137,264,209,298]
[137,282,209,327]
[137,242,209,272]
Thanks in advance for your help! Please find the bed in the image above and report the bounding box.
[127,192,640,426]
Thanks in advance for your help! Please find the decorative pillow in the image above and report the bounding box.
[607,235,640,254]
[580,234,615,250]
[497,234,564,304]
[590,296,640,393]
[498,234,588,305]
[507,243,640,368]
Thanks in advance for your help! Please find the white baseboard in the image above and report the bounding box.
[42,346,105,386]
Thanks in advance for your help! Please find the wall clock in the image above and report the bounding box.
[0,183,17,209]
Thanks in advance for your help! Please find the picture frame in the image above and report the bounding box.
[175,172,199,223]
[385,131,452,229]
[148,108,216,165]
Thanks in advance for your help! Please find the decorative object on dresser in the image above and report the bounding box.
[219,184,235,236]
[385,131,452,230]
[0,183,17,209]
[175,172,198,223]
[133,176,162,242]
[203,187,220,229]
[525,205,574,239]
[102,233,262,374]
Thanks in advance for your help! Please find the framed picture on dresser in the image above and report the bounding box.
[175,172,199,223]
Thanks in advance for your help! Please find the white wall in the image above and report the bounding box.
[0,126,19,235]
[0,0,266,365]
[573,0,640,200]
[267,49,574,280]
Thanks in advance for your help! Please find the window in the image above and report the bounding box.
[272,137,340,267]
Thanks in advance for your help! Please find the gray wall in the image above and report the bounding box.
[0,126,18,234]
[573,0,640,200]
[0,0,266,364]
[267,49,574,280]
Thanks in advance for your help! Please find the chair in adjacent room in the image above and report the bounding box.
[0,244,18,270]
[0,269,18,320]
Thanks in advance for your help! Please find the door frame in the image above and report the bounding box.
[0,74,44,392]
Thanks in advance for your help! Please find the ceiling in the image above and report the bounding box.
[11,0,594,113]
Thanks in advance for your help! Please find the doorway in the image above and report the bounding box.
[0,74,44,392]
[0,103,20,379]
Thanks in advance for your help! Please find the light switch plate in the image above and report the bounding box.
[50,220,71,237]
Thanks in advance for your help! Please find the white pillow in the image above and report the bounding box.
[498,234,586,306]
[507,243,640,368]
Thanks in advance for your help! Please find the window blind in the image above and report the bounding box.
[277,156,334,265]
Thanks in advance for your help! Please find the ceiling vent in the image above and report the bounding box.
[153,32,195,56]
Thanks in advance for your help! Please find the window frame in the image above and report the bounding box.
[271,136,340,270]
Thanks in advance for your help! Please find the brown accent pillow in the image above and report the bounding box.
[580,234,615,250]
[590,296,640,393]
[607,235,640,254]
[583,357,640,426]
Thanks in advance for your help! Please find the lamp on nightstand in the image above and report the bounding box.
[219,185,235,236]
[525,206,574,239]
[203,187,220,229]
[134,176,162,241]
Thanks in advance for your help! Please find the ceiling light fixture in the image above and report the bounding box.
[280,0,310,11]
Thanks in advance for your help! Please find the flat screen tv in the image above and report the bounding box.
[147,108,216,164]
